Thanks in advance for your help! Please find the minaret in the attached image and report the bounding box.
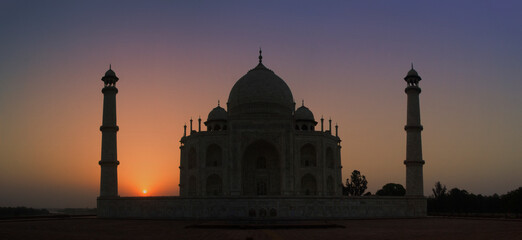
[99,66,120,197]
[403,65,425,196]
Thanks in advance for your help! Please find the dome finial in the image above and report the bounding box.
[218,100,220,107]
[302,99,304,107]
[411,62,414,70]
[109,64,111,70]
[259,47,263,63]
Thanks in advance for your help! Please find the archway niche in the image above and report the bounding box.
[326,147,334,169]
[256,156,267,169]
[300,144,317,167]
[206,174,222,196]
[206,144,222,167]
[188,147,197,169]
[188,175,197,196]
[301,174,317,195]
[249,209,256,217]
[242,140,281,196]
[257,181,267,195]
[326,175,335,196]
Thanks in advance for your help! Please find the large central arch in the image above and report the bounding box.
[242,140,281,196]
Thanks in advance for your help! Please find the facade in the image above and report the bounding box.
[179,52,342,198]
[97,54,427,219]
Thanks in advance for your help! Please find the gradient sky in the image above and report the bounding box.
[0,1,521,208]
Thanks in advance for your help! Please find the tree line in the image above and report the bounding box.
[428,181,521,215]
[343,170,521,216]
[0,207,49,217]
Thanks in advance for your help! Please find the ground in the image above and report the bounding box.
[1,217,521,240]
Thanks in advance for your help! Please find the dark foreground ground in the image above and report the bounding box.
[1,217,521,240]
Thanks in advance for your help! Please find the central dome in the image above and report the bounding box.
[227,62,294,117]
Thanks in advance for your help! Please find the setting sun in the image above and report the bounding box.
[142,189,147,194]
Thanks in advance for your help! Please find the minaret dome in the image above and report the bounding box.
[102,65,119,86]
[404,65,422,86]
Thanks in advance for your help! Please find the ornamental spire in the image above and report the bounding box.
[259,48,263,63]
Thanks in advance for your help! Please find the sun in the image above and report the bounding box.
[142,189,147,194]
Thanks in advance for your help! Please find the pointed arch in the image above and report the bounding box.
[326,175,335,196]
[188,147,197,169]
[301,174,317,195]
[206,144,222,167]
[188,175,197,196]
[326,147,334,169]
[300,144,316,167]
[206,174,222,196]
[256,181,267,195]
[256,156,266,169]
[242,140,281,196]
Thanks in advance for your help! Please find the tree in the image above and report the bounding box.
[0,207,49,217]
[427,184,521,215]
[376,183,405,196]
[447,188,473,213]
[344,170,367,196]
[502,187,522,214]
[432,181,447,199]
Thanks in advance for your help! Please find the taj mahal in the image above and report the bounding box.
[179,51,342,198]
[97,51,427,219]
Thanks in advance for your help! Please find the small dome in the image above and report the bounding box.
[295,105,315,121]
[105,69,117,78]
[404,68,422,81]
[406,68,418,77]
[101,66,119,84]
[207,105,227,121]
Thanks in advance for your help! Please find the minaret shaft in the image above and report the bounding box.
[102,89,117,127]
[404,85,425,196]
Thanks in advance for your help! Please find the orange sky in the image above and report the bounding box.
[0,1,521,208]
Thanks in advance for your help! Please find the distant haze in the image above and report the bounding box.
[0,1,521,208]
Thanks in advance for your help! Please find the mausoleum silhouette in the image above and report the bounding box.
[97,52,427,219]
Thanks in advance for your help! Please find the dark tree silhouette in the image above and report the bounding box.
[376,183,406,196]
[427,182,521,217]
[432,181,447,199]
[344,170,367,196]
[502,187,522,214]
[0,207,49,217]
